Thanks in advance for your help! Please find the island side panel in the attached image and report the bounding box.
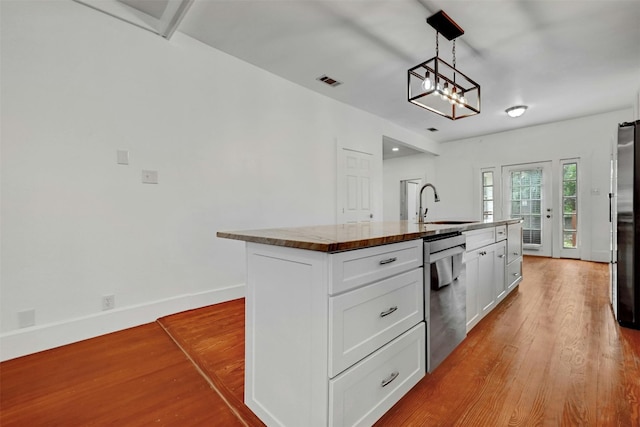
[245,242,330,427]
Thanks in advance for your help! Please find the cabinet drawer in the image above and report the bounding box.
[329,268,423,377]
[507,258,523,290]
[329,322,425,427]
[464,227,496,251]
[495,225,507,242]
[507,223,523,263]
[330,240,423,295]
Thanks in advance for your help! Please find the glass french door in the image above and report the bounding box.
[503,162,553,257]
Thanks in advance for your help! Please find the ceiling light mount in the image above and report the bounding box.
[505,105,528,118]
[408,10,480,120]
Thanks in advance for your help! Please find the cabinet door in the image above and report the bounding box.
[477,245,496,319]
[467,241,505,331]
[494,241,507,303]
[465,248,480,330]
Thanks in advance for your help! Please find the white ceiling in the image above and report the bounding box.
[120,0,640,143]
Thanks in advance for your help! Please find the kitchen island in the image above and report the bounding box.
[217,219,522,426]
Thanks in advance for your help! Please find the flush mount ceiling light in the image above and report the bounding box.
[408,11,480,120]
[505,105,528,118]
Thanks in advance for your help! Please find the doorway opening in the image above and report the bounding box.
[400,179,422,222]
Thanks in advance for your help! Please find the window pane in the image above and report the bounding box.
[563,214,576,230]
[563,181,576,197]
[531,215,541,230]
[530,186,541,199]
[511,201,521,215]
[530,200,541,214]
[521,201,531,215]
[512,188,520,200]
[483,186,493,200]
[483,172,493,186]
[485,200,493,212]
[512,172,521,186]
[563,231,577,248]
[564,198,576,213]
[563,163,577,180]
[530,171,542,186]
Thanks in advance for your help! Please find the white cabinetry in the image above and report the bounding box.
[464,222,521,332]
[245,239,425,427]
[464,238,506,331]
[506,222,523,292]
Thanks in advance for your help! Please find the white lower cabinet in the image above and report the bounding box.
[244,240,424,427]
[465,222,522,332]
[329,323,425,427]
[465,240,506,331]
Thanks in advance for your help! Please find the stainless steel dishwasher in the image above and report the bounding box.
[424,232,466,372]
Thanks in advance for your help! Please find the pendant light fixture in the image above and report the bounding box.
[408,11,480,120]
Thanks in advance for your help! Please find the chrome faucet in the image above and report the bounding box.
[418,183,440,224]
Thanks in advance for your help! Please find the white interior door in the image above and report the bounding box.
[339,148,372,223]
[400,179,421,222]
[502,162,553,257]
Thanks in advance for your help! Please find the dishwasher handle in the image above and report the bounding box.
[429,246,465,263]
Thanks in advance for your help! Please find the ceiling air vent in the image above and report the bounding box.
[316,75,342,87]
[427,127,439,132]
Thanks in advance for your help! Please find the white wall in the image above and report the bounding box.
[0,0,436,360]
[431,109,633,262]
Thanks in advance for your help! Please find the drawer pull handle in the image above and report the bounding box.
[380,306,398,318]
[498,254,505,258]
[513,252,520,255]
[379,257,397,265]
[381,371,399,388]
[513,273,520,277]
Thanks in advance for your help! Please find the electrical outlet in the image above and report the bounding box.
[18,309,36,328]
[102,295,115,311]
[141,170,158,184]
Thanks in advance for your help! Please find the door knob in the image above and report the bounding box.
[546,215,551,218]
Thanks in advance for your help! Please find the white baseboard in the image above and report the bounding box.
[0,284,245,362]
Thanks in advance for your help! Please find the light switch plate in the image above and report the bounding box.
[117,150,129,165]
[142,170,158,184]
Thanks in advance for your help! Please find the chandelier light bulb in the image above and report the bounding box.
[449,87,458,104]
[441,83,450,100]
[433,82,442,96]
[422,72,433,91]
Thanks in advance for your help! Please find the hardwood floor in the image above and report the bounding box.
[2,257,639,426]
[0,323,246,426]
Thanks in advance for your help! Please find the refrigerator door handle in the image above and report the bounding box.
[609,192,613,223]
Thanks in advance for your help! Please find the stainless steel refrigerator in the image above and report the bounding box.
[611,120,640,329]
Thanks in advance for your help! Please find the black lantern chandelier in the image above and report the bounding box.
[408,11,480,120]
